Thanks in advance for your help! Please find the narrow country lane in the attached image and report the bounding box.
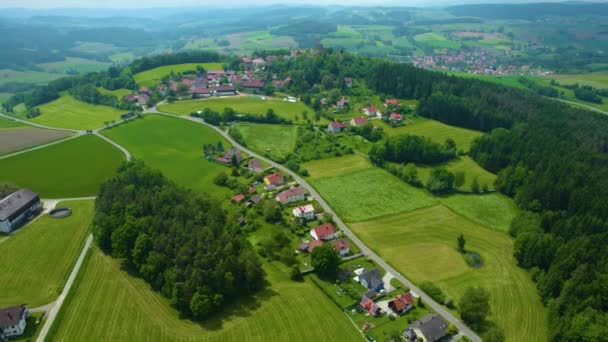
[145,107,482,342]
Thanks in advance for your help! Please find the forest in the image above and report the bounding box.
[92,161,265,319]
[369,134,456,165]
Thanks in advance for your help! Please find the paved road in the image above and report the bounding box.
[146,108,482,342]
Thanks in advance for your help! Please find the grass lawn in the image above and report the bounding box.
[439,193,519,232]
[311,167,437,222]
[0,116,25,129]
[0,135,124,198]
[235,123,296,160]
[158,96,323,123]
[48,249,363,341]
[37,57,110,75]
[350,205,547,342]
[0,200,93,307]
[33,95,126,130]
[103,115,233,200]
[133,63,224,87]
[302,154,372,180]
[416,156,497,191]
[97,87,132,99]
[380,117,483,152]
[0,69,63,85]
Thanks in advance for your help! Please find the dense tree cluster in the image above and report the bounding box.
[369,134,456,166]
[129,51,222,75]
[68,84,137,110]
[93,161,264,320]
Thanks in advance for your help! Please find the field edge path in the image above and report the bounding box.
[146,107,482,342]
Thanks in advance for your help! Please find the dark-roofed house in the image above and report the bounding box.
[0,305,28,339]
[276,187,306,205]
[310,223,336,241]
[248,159,264,173]
[359,268,384,292]
[192,88,212,98]
[242,80,265,91]
[0,189,41,234]
[216,148,242,165]
[388,292,414,315]
[403,314,448,342]
[331,239,351,256]
[246,194,262,207]
[213,85,237,96]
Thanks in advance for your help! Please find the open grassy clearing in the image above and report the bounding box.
[0,200,93,308]
[350,205,547,342]
[32,95,126,130]
[416,156,497,191]
[37,57,110,75]
[235,123,296,160]
[543,71,608,89]
[380,117,483,152]
[133,63,224,87]
[0,134,124,198]
[0,116,25,129]
[0,127,72,156]
[97,87,132,99]
[49,249,362,341]
[311,167,437,222]
[0,69,62,85]
[103,115,233,199]
[302,153,372,180]
[158,96,323,123]
[414,32,461,49]
[439,193,519,232]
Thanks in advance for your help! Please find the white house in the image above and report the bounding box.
[0,189,41,234]
[0,305,28,339]
[292,204,315,221]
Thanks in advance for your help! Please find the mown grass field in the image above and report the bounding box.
[37,57,110,75]
[133,63,224,87]
[33,95,126,130]
[158,96,323,123]
[0,69,63,85]
[0,200,93,307]
[311,166,437,222]
[381,117,483,152]
[543,71,608,89]
[302,154,371,180]
[350,205,546,342]
[0,116,25,129]
[0,127,72,156]
[439,193,519,232]
[235,123,296,160]
[97,87,132,99]
[416,156,497,191]
[48,249,363,342]
[103,115,233,199]
[0,135,124,197]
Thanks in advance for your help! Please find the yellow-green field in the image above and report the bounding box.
[133,63,224,87]
[350,205,546,342]
[48,249,363,341]
[416,156,497,191]
[158,96,323,123]
[440,193,519,232]
[0,200,93,307]
[302,154,372,180]
[33,95,126,130]
[235,123,296,160]
[544,71,608,89]
[380,117,483,152]
[97,87,132,99]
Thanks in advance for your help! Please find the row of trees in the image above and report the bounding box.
[191,107,291,126]
[369,135,456,165]
[93,161,265,320]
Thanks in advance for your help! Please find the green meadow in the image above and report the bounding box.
[48,249,363,342]
[0,135,124,198]
[133,63,224,87]
[440,193,519,232]
[235,123,296,160]
[380,117,483,152]
[37,57,110,75]
[33,95,126,130]
[350,205,546,342]
[102,115,233,199]
[415,156,497,191]
[0,200,93,307]
[158,96,323,123]
[0,116,25,129]
[414,32,461,49]
[0,69,62,85]
[97,87,132,99]
[302,154,372,180]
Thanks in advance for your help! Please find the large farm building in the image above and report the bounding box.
[0,189,41,233]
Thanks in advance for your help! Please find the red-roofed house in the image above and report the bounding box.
[390,112,403,123]
[242,80,265,91]
[252,58,265,67]
[328,121,346,134]
[272,76,292,88]
[248,159,264,173]
[292,204,315,220]
[242,57,252,64]
[336,97,349,108]
[216,148,242,165]
[384,98,401,107]
[139,86,151,96]
[264,172,284,187]
[331,239,351,256]
[388,292,414,315]
[350,117,368,127]
[299,239,323,253]
[360,296,381,316]
[276,187,306,205]
[137,93,150,106]
[310,223,336,241]
[363,106,379,117]
[231,194,245,204]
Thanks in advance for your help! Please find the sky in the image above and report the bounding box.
[0,0,570,9]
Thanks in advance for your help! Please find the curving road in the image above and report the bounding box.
[146,107,482,342]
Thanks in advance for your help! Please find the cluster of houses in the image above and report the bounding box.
[298,222,351,256]
[123,86,152,106]
[326,97,406,133]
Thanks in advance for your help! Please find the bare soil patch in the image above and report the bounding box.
[0,128,71,156]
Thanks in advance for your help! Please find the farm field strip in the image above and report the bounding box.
[33,95,126,130]
[0,200,94,308]
[235,123,296,160]
[0,127,73,157]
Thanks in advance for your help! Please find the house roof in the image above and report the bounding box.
[0,305,26,329]
[329,121,345,128]
[385,98,400,106]
[307,240,323,252]
[242,57,252,63]
[389,293,414,312]
[192,88,211,94]
[264,172,284,185]
[360,296,380,316]
[360,268,384,290]
[390,112,403,119]
[242,80,265,88]
[351,117,368,125]
[294,204,314,214]
[248,159,263,170]
[249,194,262,204]
[410,314,448,342]
[276,187,306,203]
[232,194,245,203]
[336,97,349,106]
[365,106,377,113]
[312,223,335,240]
[214,85,236,92]
[0,189,39,222]
[331,238,350,251]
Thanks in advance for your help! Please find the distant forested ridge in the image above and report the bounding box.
[93,161,264,319]
[447,3,608,20]
[366,58,608,341]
